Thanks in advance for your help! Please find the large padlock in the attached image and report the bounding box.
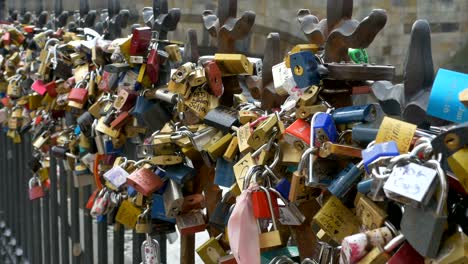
[103,162,130,189]
[400,160,448,258]
[130,27,151,56]
[204,61,223,97]
[289,50,321,89]
[29,177,45,201]
[127,167,165,197]
[164,164,195,185]
[146,44,160,84]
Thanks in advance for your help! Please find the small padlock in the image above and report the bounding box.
[214,158,236,187]
[135,209,152,234]
[269,188,305,226]
[332,104,377,124]
[141,233,161,264]
[258,186,283,249]
[252,188,280,219]
[204,61,223,97]
[115,199,142,228]
[146,43,160,84]
[103,162,130,189]
[29,177,46,201]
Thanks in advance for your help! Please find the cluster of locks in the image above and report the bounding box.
[0,0,468,263]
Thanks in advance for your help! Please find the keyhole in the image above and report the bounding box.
[294,65,304,76]
[444,133,460,150]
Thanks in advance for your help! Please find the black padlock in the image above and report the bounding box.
[204,106,240,133]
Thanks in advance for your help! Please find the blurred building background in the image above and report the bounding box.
[4,0,468,76]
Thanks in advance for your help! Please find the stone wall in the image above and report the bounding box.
[7,0,468,75]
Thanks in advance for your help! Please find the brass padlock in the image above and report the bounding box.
[258,186,283,249]
[164,44,182,63]
[188,67,207,87]
[354,194,388,230]
[312,195,360,245]
[214,53,253,75]
[196,234,227,264]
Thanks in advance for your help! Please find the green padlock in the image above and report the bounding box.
[348,48,369,64]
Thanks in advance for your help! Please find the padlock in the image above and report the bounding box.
[312,195,360,245]
[375,117,416,153]
[115,199,142,228]
[332,104,377,124]
[151,194,176,223]
[357,234,405,264]
[272,61,297,96]
[135,209,152,234]
[181,194,206,214]
[447,147,468,193]
[165,164,195,185]
[223,136,239,162]
[176,210,206,235]
[146,44,160,84]
[284,118,311,150]
[248,114,280,149]
[214,53,253,75]
[387,242,424,264]
[290,50,321,89]
[209,193,233,231]
[141,233,161,264]
[349,48,369,63]
[361,141,400,173]
[400,160,448,258]
[383,161,438,207]
[269,188,305,226]
[31,79,48,96]
[214,158,236,187]
[29,177,46,200]
[328,162,364,199]
[312,112,338,147]
[98,70,119,92]
[127,167,165,197]
[204,61,223,97]
[428,229,467,264]
[258,186,283,249]
[68,82,89,106]
[354,194,388,230]
[103,163,130,189]
[130,27,152,56]
[204,106,240,133]
[114,88,137,112]
[252,188,280,219]
[341,226,395,264]
[163,179,184,218]
[33,131,50,149]
[196,234,227,264]
[96,117,121,138]
[164,44,182,63]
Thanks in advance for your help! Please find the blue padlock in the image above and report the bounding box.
[290,51,321,89]
[328,162,363,199]
[151,194,176,223]
[165,164,195,185]
[313,112,338,147]
[361,141,400,173]
[130,95,153,121]
[96,215,106,223]
[275,178,291,201]
[352,126,379,146]
[214,158,236,187]
[127,185,138,197]
[332,104,377,124]
[103,139,123,155]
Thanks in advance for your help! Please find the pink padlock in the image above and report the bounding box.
[31,80,48,96]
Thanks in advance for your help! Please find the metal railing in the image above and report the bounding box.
[0,132,169,263]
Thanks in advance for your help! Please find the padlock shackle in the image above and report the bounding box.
[258,186,278,231]
[425,160,447,216]
[29,176,41,188]
[383,233,405,252]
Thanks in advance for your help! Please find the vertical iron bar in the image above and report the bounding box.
[49,153,59,264]
[132,231,144,263]
[0,134,4,222]
[82,185,93,264]
[59,160,70,264]
[113,223,124,264]
[42,185,50,263]
[19,137,26,261]
[71,178,81,264]
[97,219,108,263]
[155,234,167,264]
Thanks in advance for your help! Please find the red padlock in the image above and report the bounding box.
[3,31,11,45]
[29,177,46,201]
[284,118,311,148]
[98,71,118,91]
[387,242,424,264]
[146,44,160,84]
[68,84,88,104]
[86,189,100,210]
[204,61,223,97]
[45,80,58,97]
[31,80,48,96]
[176,210,207,235]
[130,27,152,55]
[110,111,131,130]
[251,189,280,219]
[113,88,137,112]
[127,167,164,197]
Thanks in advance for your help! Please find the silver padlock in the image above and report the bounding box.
[141,234,160,264]
[163,179,184,218]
